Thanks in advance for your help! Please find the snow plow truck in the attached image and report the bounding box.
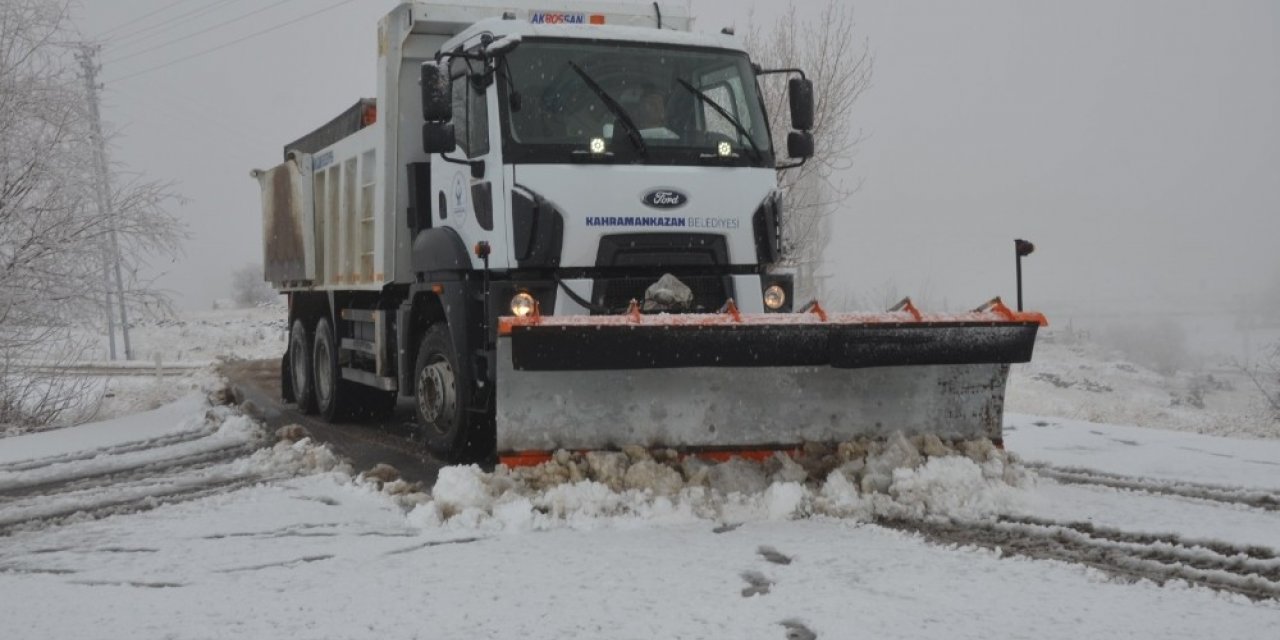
[253,0,1046,465]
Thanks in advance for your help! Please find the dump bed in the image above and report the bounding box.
[284,99,377,161]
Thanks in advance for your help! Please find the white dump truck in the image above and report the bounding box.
[254,0,1044,464]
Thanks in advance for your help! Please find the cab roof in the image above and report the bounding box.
[439,16,746,57]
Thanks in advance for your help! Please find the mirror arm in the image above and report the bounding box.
[439,154,486,179]
[776,157,808,171]
[753,66,807,80]
[438,50,486,63]
[440,153,475,167]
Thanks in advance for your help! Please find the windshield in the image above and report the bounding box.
[499,40,774,166]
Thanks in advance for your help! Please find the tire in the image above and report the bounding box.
[313,316,347,422]
[280,353,296,404]
[414,323,471,460]
[289,318,317,414]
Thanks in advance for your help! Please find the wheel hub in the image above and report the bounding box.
[417,359,456,429]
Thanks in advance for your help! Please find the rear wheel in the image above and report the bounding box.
[415,324,470,460]
[313,317,347,422]
[289,319,317,414]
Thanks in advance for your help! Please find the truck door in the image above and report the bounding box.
[431,51,507,268]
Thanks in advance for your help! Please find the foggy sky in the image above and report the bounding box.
[77,0,1280,317]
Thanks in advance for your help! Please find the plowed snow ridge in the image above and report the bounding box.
[880,514,1280,601]
[1029,463,1280,511]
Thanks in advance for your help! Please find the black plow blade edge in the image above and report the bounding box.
[508,322,1040,371]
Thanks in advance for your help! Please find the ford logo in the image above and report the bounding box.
[641,189,688,209]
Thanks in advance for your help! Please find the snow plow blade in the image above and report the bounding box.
[495,299,1046,457]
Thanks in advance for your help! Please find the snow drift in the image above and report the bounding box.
[407,434,1032,531]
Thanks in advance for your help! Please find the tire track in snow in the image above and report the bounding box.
[221,359,445,487]
[0,440,262,501]
[878,515,1280,601]
[1027,463,1280,511]
[0,425,218,473]
[0,472,283,536]
[1004,514,1278,562]
[0,388,311,537]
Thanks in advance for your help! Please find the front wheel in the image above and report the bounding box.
[414,324,470,460]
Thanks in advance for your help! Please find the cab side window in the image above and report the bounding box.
[450,57,490,158]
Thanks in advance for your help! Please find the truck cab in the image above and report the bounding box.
[420,15,800,319]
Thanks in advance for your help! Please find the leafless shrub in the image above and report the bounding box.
[745,0,873,299]
[0,328,100,434]
[230,263,275,308]
[1236,343,1280,422]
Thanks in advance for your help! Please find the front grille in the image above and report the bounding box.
[593,275,732,314]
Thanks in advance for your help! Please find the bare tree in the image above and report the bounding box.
[745,0,873,302]
[1237,343,1280,423]
[0,0,182,431]
[230,263,276,308]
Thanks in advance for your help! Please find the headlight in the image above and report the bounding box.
[763,284,786,310]
[510,292,536,317]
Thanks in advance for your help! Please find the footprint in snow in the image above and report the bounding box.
[740,571,772,597]
[757,545,792,565]
[780,619,818,640]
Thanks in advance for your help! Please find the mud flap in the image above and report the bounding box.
[281,352,296,403]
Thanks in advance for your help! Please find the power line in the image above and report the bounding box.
[106,0,300,65]
[125,82,278,144]
[104,0,362,84]
[105,0,245,51]
[98,0,195,37]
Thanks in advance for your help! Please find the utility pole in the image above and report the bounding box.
[77,44,132,360]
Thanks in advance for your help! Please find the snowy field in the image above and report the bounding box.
[1,308,1279,639]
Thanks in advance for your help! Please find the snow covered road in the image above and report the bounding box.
[2,389,1279,638]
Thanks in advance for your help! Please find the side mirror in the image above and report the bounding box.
[787,131,814,160]
[421,62,452,122]
[423,122,456,154]
[788,77,814,131]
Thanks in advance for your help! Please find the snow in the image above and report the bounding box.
[0,393,210,466]
[3,305,287,434]
[1005,413,1280,490]
[4,476,1277,639]
[2,307,1279,638]
[1018,481,1280,549]
[1007,332,1278,438]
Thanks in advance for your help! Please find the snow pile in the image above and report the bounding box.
[243,431,352,478]
[407,434,1031,531]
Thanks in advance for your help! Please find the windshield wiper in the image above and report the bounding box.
[566,61,648,157]
[675,78,763,163]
